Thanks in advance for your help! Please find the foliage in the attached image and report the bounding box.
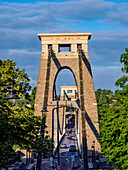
[25,87,37,109]
[99,92,128,169]
[66,106,70,112]
[10,106,53,154]
[0,59,53,166]
[0,100,53,165]
[95,89,113,103]
[29,87,37,108]
[95,88,114,121]
[0,100,15,165]
[99,48,128,169]
[15,87,36,108]
[0,59,31,99]
[115,48,128,91]
[120,48,128,74]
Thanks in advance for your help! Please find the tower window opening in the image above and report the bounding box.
[59,44,71,52]
[67,90,72,93]
[77,44,82,50]
[48,44,52,49]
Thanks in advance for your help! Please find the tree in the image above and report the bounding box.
[15,87,37,108]
[24,87,37,109]
[10,106,53,156]
[95,89,114,122]
[0,59,53,166]
[115,48,128,91]
[0,101,53,166]
[100,93,128,169]
[99,49,128,169]
[30,87,36,108]
[0,100,15,166]
[0,59,31,99]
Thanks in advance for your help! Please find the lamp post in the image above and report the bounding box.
[83,134,88,170]
[18,153,23,170]
[91,141,95,163]
[0,82,20,169]
[36,106,47,170]
[18,161,22,170]
[56,98,60,167]
[39,97,61,169]
[95,157,100,170]
[91,145,94,164]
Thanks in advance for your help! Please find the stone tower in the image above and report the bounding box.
[34,33,100,154]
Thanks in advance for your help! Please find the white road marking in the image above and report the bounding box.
[66,158,71,170]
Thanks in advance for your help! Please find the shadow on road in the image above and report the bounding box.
[67,136,76,141]
[59,150,78,157]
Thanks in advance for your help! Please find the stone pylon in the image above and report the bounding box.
[34,33,100,155]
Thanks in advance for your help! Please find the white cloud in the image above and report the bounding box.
[0,0,128,91]
[29,77,37,87]
[0,0,128,32]
[92,65,124,91]
[89,30,128,67]
[104,3,128,27]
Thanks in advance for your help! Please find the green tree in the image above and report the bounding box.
[24,87,37,109]
[115,48,128,91]
[0,59,53,166]
[99,49,128,169]
[15,87,37,108]
[0,100,15,166]
[30,87,37,108]
[0,59,31,99]
[95,89,114,122]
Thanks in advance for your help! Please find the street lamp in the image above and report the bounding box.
[0,82,20,100]
[5,86,20,100]
[0,82,20,169]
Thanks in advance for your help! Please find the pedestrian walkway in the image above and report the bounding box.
[42,156,82,170]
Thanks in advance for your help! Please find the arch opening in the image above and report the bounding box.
[66,113,75,130]
[53,67,78,101]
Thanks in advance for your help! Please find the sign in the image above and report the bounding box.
[57,165,61,169]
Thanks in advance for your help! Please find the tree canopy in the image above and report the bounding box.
[0,59,53,166]
[0,59,31,99]
[99,48,128,169]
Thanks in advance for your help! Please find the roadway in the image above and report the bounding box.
[41,132,108,169]
[42,133,83,169]
[58,133,78,157]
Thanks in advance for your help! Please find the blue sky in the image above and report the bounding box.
[0,0,128,93]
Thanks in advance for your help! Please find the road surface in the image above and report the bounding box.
[42,133,82,169]
[58,133,78,157]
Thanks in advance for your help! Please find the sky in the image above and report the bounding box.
[0,0,128,94]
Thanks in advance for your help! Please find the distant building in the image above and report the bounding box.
[60,86,78,100]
